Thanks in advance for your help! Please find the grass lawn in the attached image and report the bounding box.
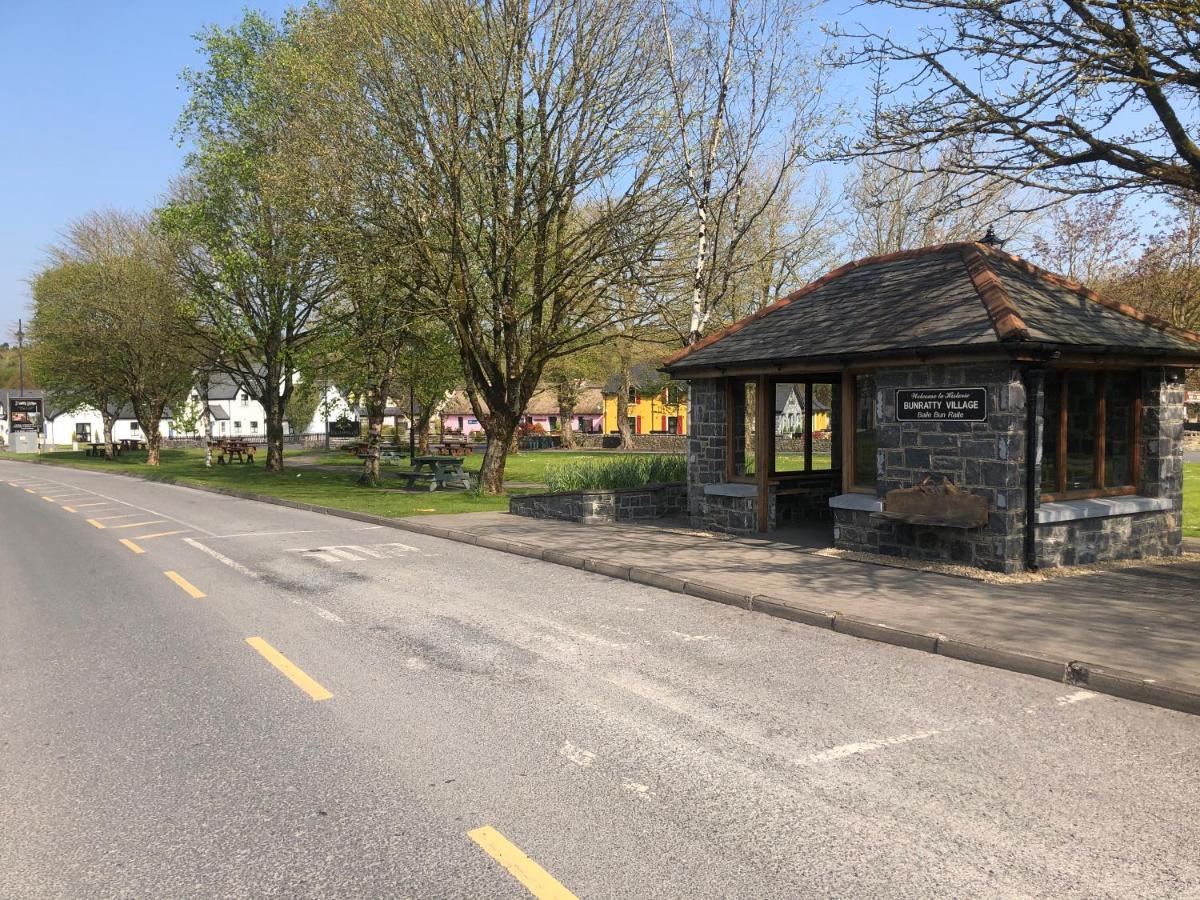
[23,448,515,518]
[11,448,1199,534]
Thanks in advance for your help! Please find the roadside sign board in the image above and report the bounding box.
[9,397,42,432]
[895,387,988,422]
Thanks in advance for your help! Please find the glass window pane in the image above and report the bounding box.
[1041,372,1060,494]
[1065,373,1097,491]
[854,374,877,486]
[1105,373,1137,487]
[773,382,806,472]
[812,383,833,470]
[731,379,756,477]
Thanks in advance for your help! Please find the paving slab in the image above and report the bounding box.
[419,511,1200,690]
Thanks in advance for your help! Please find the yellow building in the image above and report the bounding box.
[602,369,688,435]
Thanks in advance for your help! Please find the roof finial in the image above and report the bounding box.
[981,224,1005,248]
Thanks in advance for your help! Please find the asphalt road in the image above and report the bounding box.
[2,459,1199,899]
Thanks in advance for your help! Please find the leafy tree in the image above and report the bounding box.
[838,0,1200,202]
[29,263,129,458]
[31,211,196,464]
[162,11,338,472]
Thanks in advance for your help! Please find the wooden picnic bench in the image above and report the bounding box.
[210,440,256,465]
[118,439,146,452]
[87,442,111,458]
[431,433,474,456]
[394,455,473,491]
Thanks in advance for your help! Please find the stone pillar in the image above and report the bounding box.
[686,377,727,523]
[1141,367,1186,508]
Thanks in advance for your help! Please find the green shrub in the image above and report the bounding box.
[545,454,686,492]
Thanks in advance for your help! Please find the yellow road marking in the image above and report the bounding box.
[245,637,333,701]
[24,488,34,493]
[120,539,146,554]
[467,827,579,900]
[63,506,77,513]
[86,519,106,529]
[109,520,166,530]
[164,571,206,599]
[135,530,187,540]
[41,496,58,502]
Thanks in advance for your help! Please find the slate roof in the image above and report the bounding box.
[663,243,1200,373]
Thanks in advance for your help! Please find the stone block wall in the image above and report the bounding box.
[834,363,1029,573]
[1036,509,1181,566]
[572,433,688,452]
[687,378,730,523]
[509,483,686,524]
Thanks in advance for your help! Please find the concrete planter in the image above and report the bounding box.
[509,482,686,524]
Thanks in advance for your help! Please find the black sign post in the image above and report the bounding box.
[895,388,987,422]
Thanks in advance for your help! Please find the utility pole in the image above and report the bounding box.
[16,318,25,396]
[408,384,416,465]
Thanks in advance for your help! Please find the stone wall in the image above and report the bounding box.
[571,433,688,452]
[1036,509,1181,566]
[509,483,686,524]
[834,363,1029,573]
[687,378,730,523]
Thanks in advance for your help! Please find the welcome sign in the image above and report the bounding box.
[895,387,987,422]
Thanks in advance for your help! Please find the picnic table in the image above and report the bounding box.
[395,455,473,491]
[87,442,111,458]
[210,439,256,465]
[119,439,146,452]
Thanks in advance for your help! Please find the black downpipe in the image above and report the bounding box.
[1022,368,1045,572]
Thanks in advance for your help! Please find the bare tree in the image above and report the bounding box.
[845,151,1041,256]
[1106,195,1200,332]
[1029,196,1133,285]
[305,0,675,493]
[660,0,835,343]
[836,0,1200,202]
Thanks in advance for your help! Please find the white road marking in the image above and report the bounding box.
[1056,690,1098,706]
[285,542,421,563]
[798,730,941,765]
[205,525,384,540]
[559,741,597,768]
[184,537,259,578]
[670,631,720,643]
[182,537,345,624]
[15,473,217,536]
[621,779,654,798]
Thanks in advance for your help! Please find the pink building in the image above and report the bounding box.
[440,385,604,436]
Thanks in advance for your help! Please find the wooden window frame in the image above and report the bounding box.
[1040,369,1142,502]
[766,376,838,479]
[842,370,878,494]
[725,376,759,484]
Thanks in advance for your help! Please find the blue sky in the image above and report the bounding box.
[0,1,291,338]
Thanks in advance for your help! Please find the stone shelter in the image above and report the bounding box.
[662,241,1200,573]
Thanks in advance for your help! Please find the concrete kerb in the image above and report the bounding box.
[17,457,1200,717]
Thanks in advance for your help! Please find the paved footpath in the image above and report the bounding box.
[2,459,1200,898]
[423,511,1200,691]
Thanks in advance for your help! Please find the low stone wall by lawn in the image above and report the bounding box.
[571,433,688,452]
[509,482,686,524]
